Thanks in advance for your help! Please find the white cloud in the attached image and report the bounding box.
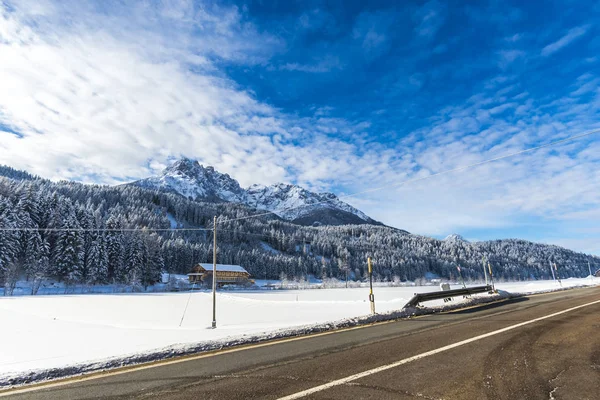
[505,33,522,43]
[497,49,525,68]
[0,0,363,187]
[340,76,600,248]
[280,56,342,73]
[570,74,600,96]
[541,25,590,57]
[1,1,600,254]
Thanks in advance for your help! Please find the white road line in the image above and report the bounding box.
[277,298,600,400]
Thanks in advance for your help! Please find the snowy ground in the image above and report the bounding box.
[1,277,597,386]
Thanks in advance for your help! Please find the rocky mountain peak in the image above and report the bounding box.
[444,234,468,243]
[133,157,245,202]
[130,158,379,226]
[165,157,199,173]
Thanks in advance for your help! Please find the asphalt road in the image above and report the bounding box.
[2,287,599,400]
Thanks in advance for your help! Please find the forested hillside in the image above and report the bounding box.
[0,168,598,295]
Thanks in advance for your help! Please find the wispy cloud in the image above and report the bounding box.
[541,25,590,56]
[0,0,394,192]
[413,0,445,39]
[505,33,523,43]
[352,10,394,59]
[497,49,526,68]
[280,56,342,73]
[347,65,600,242]
[0,1,288,184]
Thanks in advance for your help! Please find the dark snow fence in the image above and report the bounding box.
[404,285,494,308]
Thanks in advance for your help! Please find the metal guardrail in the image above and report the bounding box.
[404,285,494,308]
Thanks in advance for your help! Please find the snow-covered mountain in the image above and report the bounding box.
[130,158,380,226]
[444,234,468,243]
[133,158,246,203]
[246,183,376,225]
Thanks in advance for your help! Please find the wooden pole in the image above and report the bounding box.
[488,262,495,292]
[345,266,348,289]
[482,256,488,286]
[212,216,217,329]
[368,257,375,314]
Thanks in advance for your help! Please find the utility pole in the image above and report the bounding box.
[212,216,217,329]
[368,257,375,314]
[589,261,593,282]
[554,263,562,287]
[345,266,348,288]
[482,256,488,286]
[343,254,349,288]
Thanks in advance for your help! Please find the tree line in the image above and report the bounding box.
[1,167,599,295]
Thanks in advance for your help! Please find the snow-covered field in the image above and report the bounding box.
[1,277,597,385]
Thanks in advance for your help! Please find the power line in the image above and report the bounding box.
[219,128,600,224]
[0,225,389,254]
[0,227,212,232]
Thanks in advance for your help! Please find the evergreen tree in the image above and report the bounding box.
[124,233,145,288]
[142,233,164,289]
[28,235,49,295]
[87,233,109,284]
[0,199,19,278]
[52,213,83,284]
[105,216,124,283]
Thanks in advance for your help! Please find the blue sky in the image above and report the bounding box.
[1,0,600,254]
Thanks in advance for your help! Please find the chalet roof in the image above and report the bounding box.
[195,263,248,274]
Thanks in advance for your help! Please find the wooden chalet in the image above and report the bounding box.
[188,263,252,286]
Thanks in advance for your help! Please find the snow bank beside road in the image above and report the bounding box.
[0,287,418,383]
[1,278,597,387]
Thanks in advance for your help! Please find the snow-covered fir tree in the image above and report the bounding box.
[52,212,84,285]
[87,233,109,285]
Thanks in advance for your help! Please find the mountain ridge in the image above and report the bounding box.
[130,158,381,226]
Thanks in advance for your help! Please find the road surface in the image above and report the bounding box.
[2,287,599,399]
